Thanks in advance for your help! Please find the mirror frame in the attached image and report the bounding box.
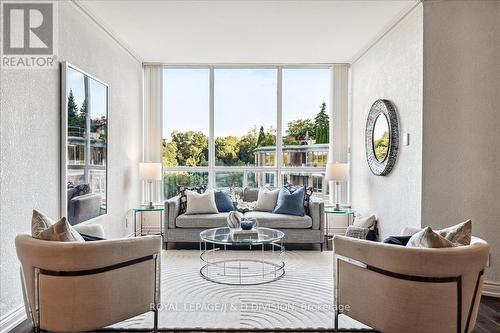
[365,99,399,176]
[60,61,109,222]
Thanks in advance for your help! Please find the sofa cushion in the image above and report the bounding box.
[243,187,260,202]
[176,212,230,228]
[244,211,312,229]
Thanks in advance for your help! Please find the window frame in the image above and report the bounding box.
[162,64,332,195]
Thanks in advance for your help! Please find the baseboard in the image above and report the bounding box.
[0,305,27,333]
[482,280,500,298]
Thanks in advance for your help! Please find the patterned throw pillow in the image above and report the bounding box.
[437,220,472,246]
[283,184,313,214]
[406,227,456,248]
[31,209,84,242]
[178,185,207,215]
[346,226,369,240]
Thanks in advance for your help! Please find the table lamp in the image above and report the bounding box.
[139,162,162,209]
[325,162,349,211]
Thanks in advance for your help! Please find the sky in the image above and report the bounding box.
[67,67,107,119]
[162,68,330,140]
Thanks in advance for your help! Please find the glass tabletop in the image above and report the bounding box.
[324,208,355,215]
[200,227,284,245]
[133,206,164,212]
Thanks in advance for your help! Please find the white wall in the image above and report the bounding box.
[350,5,423,239]
[422,0,500,283]
[0,1,142,318]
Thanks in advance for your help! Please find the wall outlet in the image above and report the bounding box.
[403,133,410,146]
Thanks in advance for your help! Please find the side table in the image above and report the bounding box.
[324,208,355,249]
[132,206,164,239]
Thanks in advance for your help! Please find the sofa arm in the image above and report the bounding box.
[73,224,105,238]
[165,195,181,229]
[309,197,324,231]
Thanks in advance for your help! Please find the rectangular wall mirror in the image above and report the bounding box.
[61,62,108,225]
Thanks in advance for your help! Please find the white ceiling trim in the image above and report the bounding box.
[71,0,143,63]
[350,0,422,64]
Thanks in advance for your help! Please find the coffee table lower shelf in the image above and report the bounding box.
[199,243,285,285]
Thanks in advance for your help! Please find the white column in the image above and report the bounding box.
[329,64,350,204]
[143,65,163,203]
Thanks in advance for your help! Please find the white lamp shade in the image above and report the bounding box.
[139,162,162,181]
[325,163,349,182]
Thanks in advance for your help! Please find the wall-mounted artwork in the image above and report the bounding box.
[61,62,108,224]
[365,99,399,176]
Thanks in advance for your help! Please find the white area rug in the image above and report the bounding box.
[112,250,370,330]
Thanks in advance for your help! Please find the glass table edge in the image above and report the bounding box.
[200,227,285,245]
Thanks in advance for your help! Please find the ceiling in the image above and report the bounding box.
[78,0,417,64]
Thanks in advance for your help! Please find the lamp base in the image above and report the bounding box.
[333,203,341,211]
[147,201,154,209]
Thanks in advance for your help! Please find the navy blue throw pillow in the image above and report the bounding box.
[214,190,234,212]
[383,235,411,246]
[79,233,106,242]
[273,186,306,216]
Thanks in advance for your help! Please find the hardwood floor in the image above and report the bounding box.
[473,296,500,333]
[11,296,500,332]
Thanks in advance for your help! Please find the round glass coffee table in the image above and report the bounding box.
[199,227,285,285]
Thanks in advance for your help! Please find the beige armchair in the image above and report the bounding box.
[333,235,490,333]
[15,225,162,333]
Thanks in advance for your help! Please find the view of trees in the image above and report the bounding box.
[163,102,330,197]
[67,89,106,141]
[373,131,389,161]
[163,102,329,167]
[67,89,87,137]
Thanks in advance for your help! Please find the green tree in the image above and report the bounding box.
[256,126,266,146]
[374,131,389,161]
[67,89,81,132]
[216,135,240,166]
[237,128,258,165]
[79,99,88,131]
[162,140,178,167]
[314,102,329,144]
[286,119,315,143]
[171,131,208,166]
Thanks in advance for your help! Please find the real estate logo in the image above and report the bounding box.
[1,1,58,69]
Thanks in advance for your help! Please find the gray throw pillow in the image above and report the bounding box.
[353,215,376,229]
[406,227,456,248]
[255,187,280,212]
[437,220,472,246]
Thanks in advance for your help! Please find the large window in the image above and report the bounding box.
[162,66,331,199]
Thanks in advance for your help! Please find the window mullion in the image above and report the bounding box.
[209,66,215,188]
[276,66,283,186]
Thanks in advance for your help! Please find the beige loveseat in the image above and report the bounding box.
[333,235,490,333]
[15,224,162,332]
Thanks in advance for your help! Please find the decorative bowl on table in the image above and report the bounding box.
[240,219,257,230]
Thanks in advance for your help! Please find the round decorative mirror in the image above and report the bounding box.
[365,99,399,176]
